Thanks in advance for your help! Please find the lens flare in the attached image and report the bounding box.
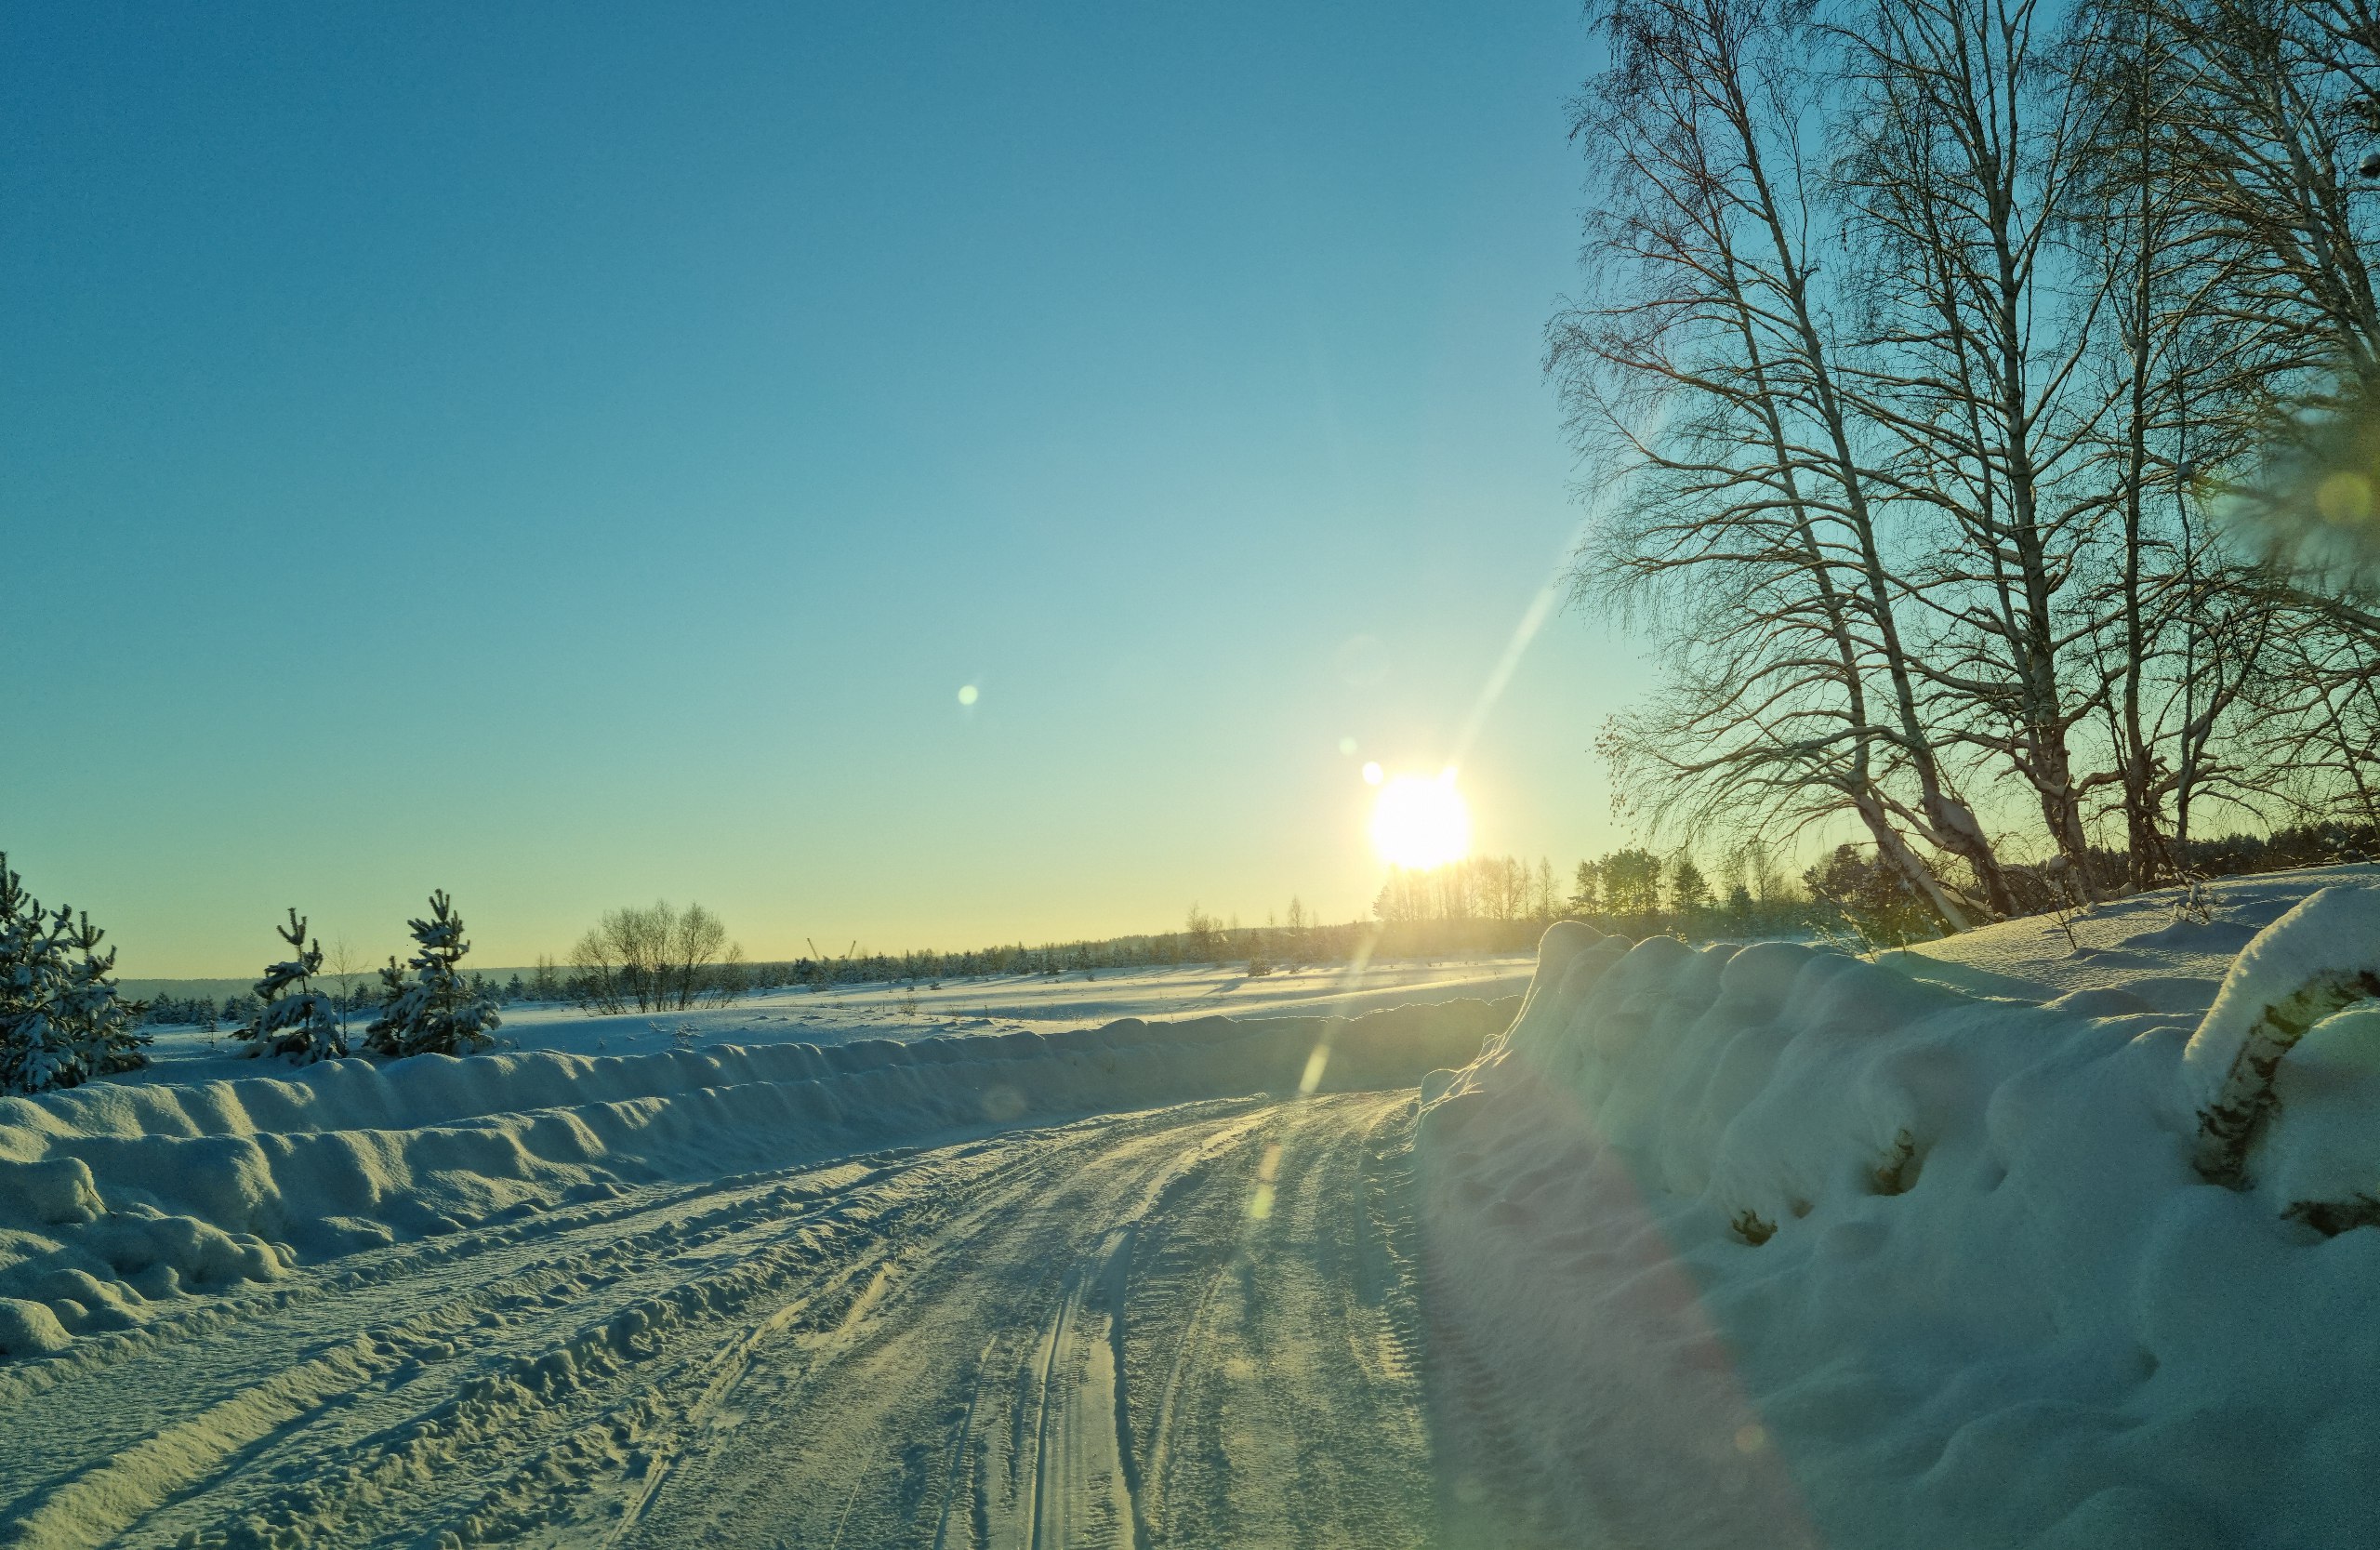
[1369,769,1470,869]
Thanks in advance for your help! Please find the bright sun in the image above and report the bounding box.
[1369,769,1472,870]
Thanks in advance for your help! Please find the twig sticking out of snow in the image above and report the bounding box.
[2173,874,2216,926]
[1731,1208,1777,1246]
[1872,1130,1921,1196]
[2284,1194,2380,1236]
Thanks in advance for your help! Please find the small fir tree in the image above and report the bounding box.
[0,853,150,1095]
[365,890,501,1057]
[240,907,346,1064]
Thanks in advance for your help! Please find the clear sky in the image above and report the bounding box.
[4,1,1636,977]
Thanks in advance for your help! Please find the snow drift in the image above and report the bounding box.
[1417,892,2380,1550]
[0,998,1509,1358]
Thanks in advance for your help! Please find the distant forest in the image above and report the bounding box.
[127,819,2376,1030]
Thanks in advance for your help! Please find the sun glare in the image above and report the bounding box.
[1369,769,1471,870]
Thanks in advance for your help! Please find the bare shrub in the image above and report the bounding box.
[572,901,746,1013]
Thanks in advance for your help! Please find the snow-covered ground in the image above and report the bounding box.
[7,874,2379,1547]
[1418,864,2380,1549]
[126,956,1534,1082]
[1887,867,2374,1009]
[0,990,1506,1547]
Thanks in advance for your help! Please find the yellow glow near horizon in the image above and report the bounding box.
[1369,769,1471,870]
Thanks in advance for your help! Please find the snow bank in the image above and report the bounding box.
[1419,903,2380,1549]
[0,999,1508,1353]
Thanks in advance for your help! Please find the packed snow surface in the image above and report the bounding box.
[0,994,1504,1547]
[1418,866,2380,1549]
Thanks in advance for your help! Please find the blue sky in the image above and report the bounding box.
[4,1,1634,975]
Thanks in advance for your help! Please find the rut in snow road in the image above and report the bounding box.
[0,1092,1438,1549]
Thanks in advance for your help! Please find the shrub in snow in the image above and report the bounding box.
[238,907,347,1064]
[0,852,150,1095]
[364,890,500,1058]
[2241,995,2380,1236]
[2183,884,2380,1187]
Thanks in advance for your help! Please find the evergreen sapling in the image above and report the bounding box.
[239,907,347,1063]
[365,890,501,1057]
[0,852,150,1095]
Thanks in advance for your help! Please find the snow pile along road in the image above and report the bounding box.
[1417,886,2380,1550]
[0,999,1509,1357]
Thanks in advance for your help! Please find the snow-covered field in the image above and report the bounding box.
[6,877,2378,1548]
[1419,864,2380,1549]
[126,956,1535,1081]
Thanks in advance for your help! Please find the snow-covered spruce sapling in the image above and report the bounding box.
[0,852,151,1095]
[239,907,347,1063]
[364,889,501,1058]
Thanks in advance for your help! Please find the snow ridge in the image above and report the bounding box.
[1418,898,2380,1549]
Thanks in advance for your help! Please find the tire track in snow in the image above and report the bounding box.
[0,1093,1441,1549]
[1017,1228,1136,1550]
[0,1134,1078,1548]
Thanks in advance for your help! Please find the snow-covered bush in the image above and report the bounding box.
[237,907,347,1064]
[364,890,500,1058]
[2183,884,2380,1186]
[0,852,150,1094]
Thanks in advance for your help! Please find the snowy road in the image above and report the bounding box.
[0,1093,1439,1549]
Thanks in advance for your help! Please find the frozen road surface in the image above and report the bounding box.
[0,1093,1439,1549]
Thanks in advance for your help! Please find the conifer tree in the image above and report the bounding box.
[0,853,150,1095]
[364,890,500,1057]
[239,907,346,1064]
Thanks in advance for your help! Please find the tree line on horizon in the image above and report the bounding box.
[1556,0,2380,934]
[10,809,2365,1094]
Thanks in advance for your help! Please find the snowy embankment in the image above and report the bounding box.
[1418,870,2380,1550]
[0,999,1509,1361]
